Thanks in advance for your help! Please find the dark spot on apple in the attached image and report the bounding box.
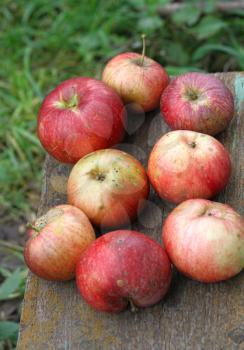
[150,280,157,288]
[189,141,196,149]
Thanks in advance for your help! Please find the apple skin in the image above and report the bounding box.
[37,77,126,163]
[67,149,149,228]
[162,199,244,283]
[102,52,169,112]
[160,72,234,135]
[24,205,95,281]
[148,130,231,204]
[76,230,172,313]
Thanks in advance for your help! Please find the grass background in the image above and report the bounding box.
[0,0,244,347]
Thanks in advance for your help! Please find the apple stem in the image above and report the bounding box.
[26,223,41,234]
[128,298,138,313]
[66,93,78,108]
[56,93,78,110]
[141,34,146,66]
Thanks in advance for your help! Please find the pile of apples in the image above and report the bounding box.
[25,36,244,313]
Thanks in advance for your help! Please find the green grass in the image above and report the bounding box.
[0,0,244,224]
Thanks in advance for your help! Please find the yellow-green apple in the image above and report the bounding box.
[160,72,234,135]
[76,230,172,312]
[148,130,231,204]
[102,35,169,112]
[67,149,149,228]
[37,77,126,163]
[162,199,244,282]
[24,205,95,281]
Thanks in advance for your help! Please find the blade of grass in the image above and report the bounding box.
[0,268,23,301]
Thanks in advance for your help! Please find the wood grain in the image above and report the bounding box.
[17,73,244,350]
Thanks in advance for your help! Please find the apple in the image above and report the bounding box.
[67,149,149,228]
[148,130,231,204]
[160,72,234,135]
[162,199,244,283]
[102,35,169,112]
[37,77,126,163]
[24,205,95,281]
[76,230,172,312]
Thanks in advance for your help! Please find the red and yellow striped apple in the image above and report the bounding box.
[67,149,149,228]
[102,36,169,112]
[38,77,126,163]
[148,130,231,204]
[162,199,244,282]
[160,72,234,135]
[24,205,95,281]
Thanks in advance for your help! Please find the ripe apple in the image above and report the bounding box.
[148,130,231,204]
[76,230,172,312]
[102,35,169,112]
[67,149,149,228]
[24,205,95,281]
[162,199,244,283]
[37,77,126,163]
[160,72,234,135]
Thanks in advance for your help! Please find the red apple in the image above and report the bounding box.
[148,130,231,204]
[67,149,149,228]
[76,230,172,313]
[160,72,234,135]
[24,205,95,281]
[37,77,126,163]
[162,199,244,283]
[102,35,169,112]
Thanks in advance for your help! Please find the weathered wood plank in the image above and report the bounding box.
[17,73,244,350]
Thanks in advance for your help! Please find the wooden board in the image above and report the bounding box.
[17,73,244,350]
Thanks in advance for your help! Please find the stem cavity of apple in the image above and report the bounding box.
[56,94,78,110]
[141,34,146,66]
[27,208,64,236]
[89,168,106,182]
[184,87,200,102]
[96,173,106,182]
